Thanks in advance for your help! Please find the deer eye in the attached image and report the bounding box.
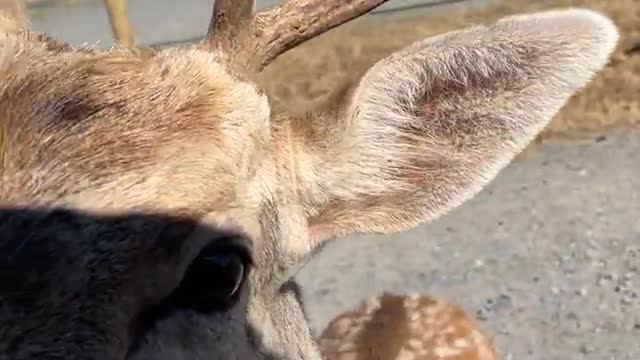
[170,243,251,313]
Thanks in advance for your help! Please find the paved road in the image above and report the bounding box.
[298,128,640,360]
[28,0,484,47]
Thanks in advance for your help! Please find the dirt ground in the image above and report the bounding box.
[298,128,640,360]
[260,0,640,142]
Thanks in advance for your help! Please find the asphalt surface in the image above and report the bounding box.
[298,128,640,360]
[23,1,640,359]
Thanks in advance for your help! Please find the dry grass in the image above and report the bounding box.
[259,0,639,139]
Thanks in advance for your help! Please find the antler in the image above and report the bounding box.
[206,0,390,72]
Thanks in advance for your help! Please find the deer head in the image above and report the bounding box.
[0,1,618,359]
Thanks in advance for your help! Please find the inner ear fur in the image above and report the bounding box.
[284,8,618,243]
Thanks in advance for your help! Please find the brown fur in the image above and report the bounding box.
[0,1,618,359]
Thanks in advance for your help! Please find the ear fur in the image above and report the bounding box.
[289,8,618,242]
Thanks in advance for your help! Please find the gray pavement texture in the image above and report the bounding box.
[298,128,640,360]
[21,1,640,359]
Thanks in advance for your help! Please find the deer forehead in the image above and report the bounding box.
[0,38,273,213]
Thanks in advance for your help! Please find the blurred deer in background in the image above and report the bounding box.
[103,0,134,47]
[320,293,497,360]
[0,0,618,359]
[0,0,25,31]
[0,0,134,46]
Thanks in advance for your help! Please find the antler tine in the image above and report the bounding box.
[249,0,390,70]
[205,0,389,73]
[205,0,255,54]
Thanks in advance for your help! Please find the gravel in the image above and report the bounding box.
[297,127,640,360]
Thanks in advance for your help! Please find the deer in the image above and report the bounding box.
[319,293,498,360]
[0,0,618,359]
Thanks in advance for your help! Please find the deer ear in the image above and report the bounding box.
[295,9,618,243]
